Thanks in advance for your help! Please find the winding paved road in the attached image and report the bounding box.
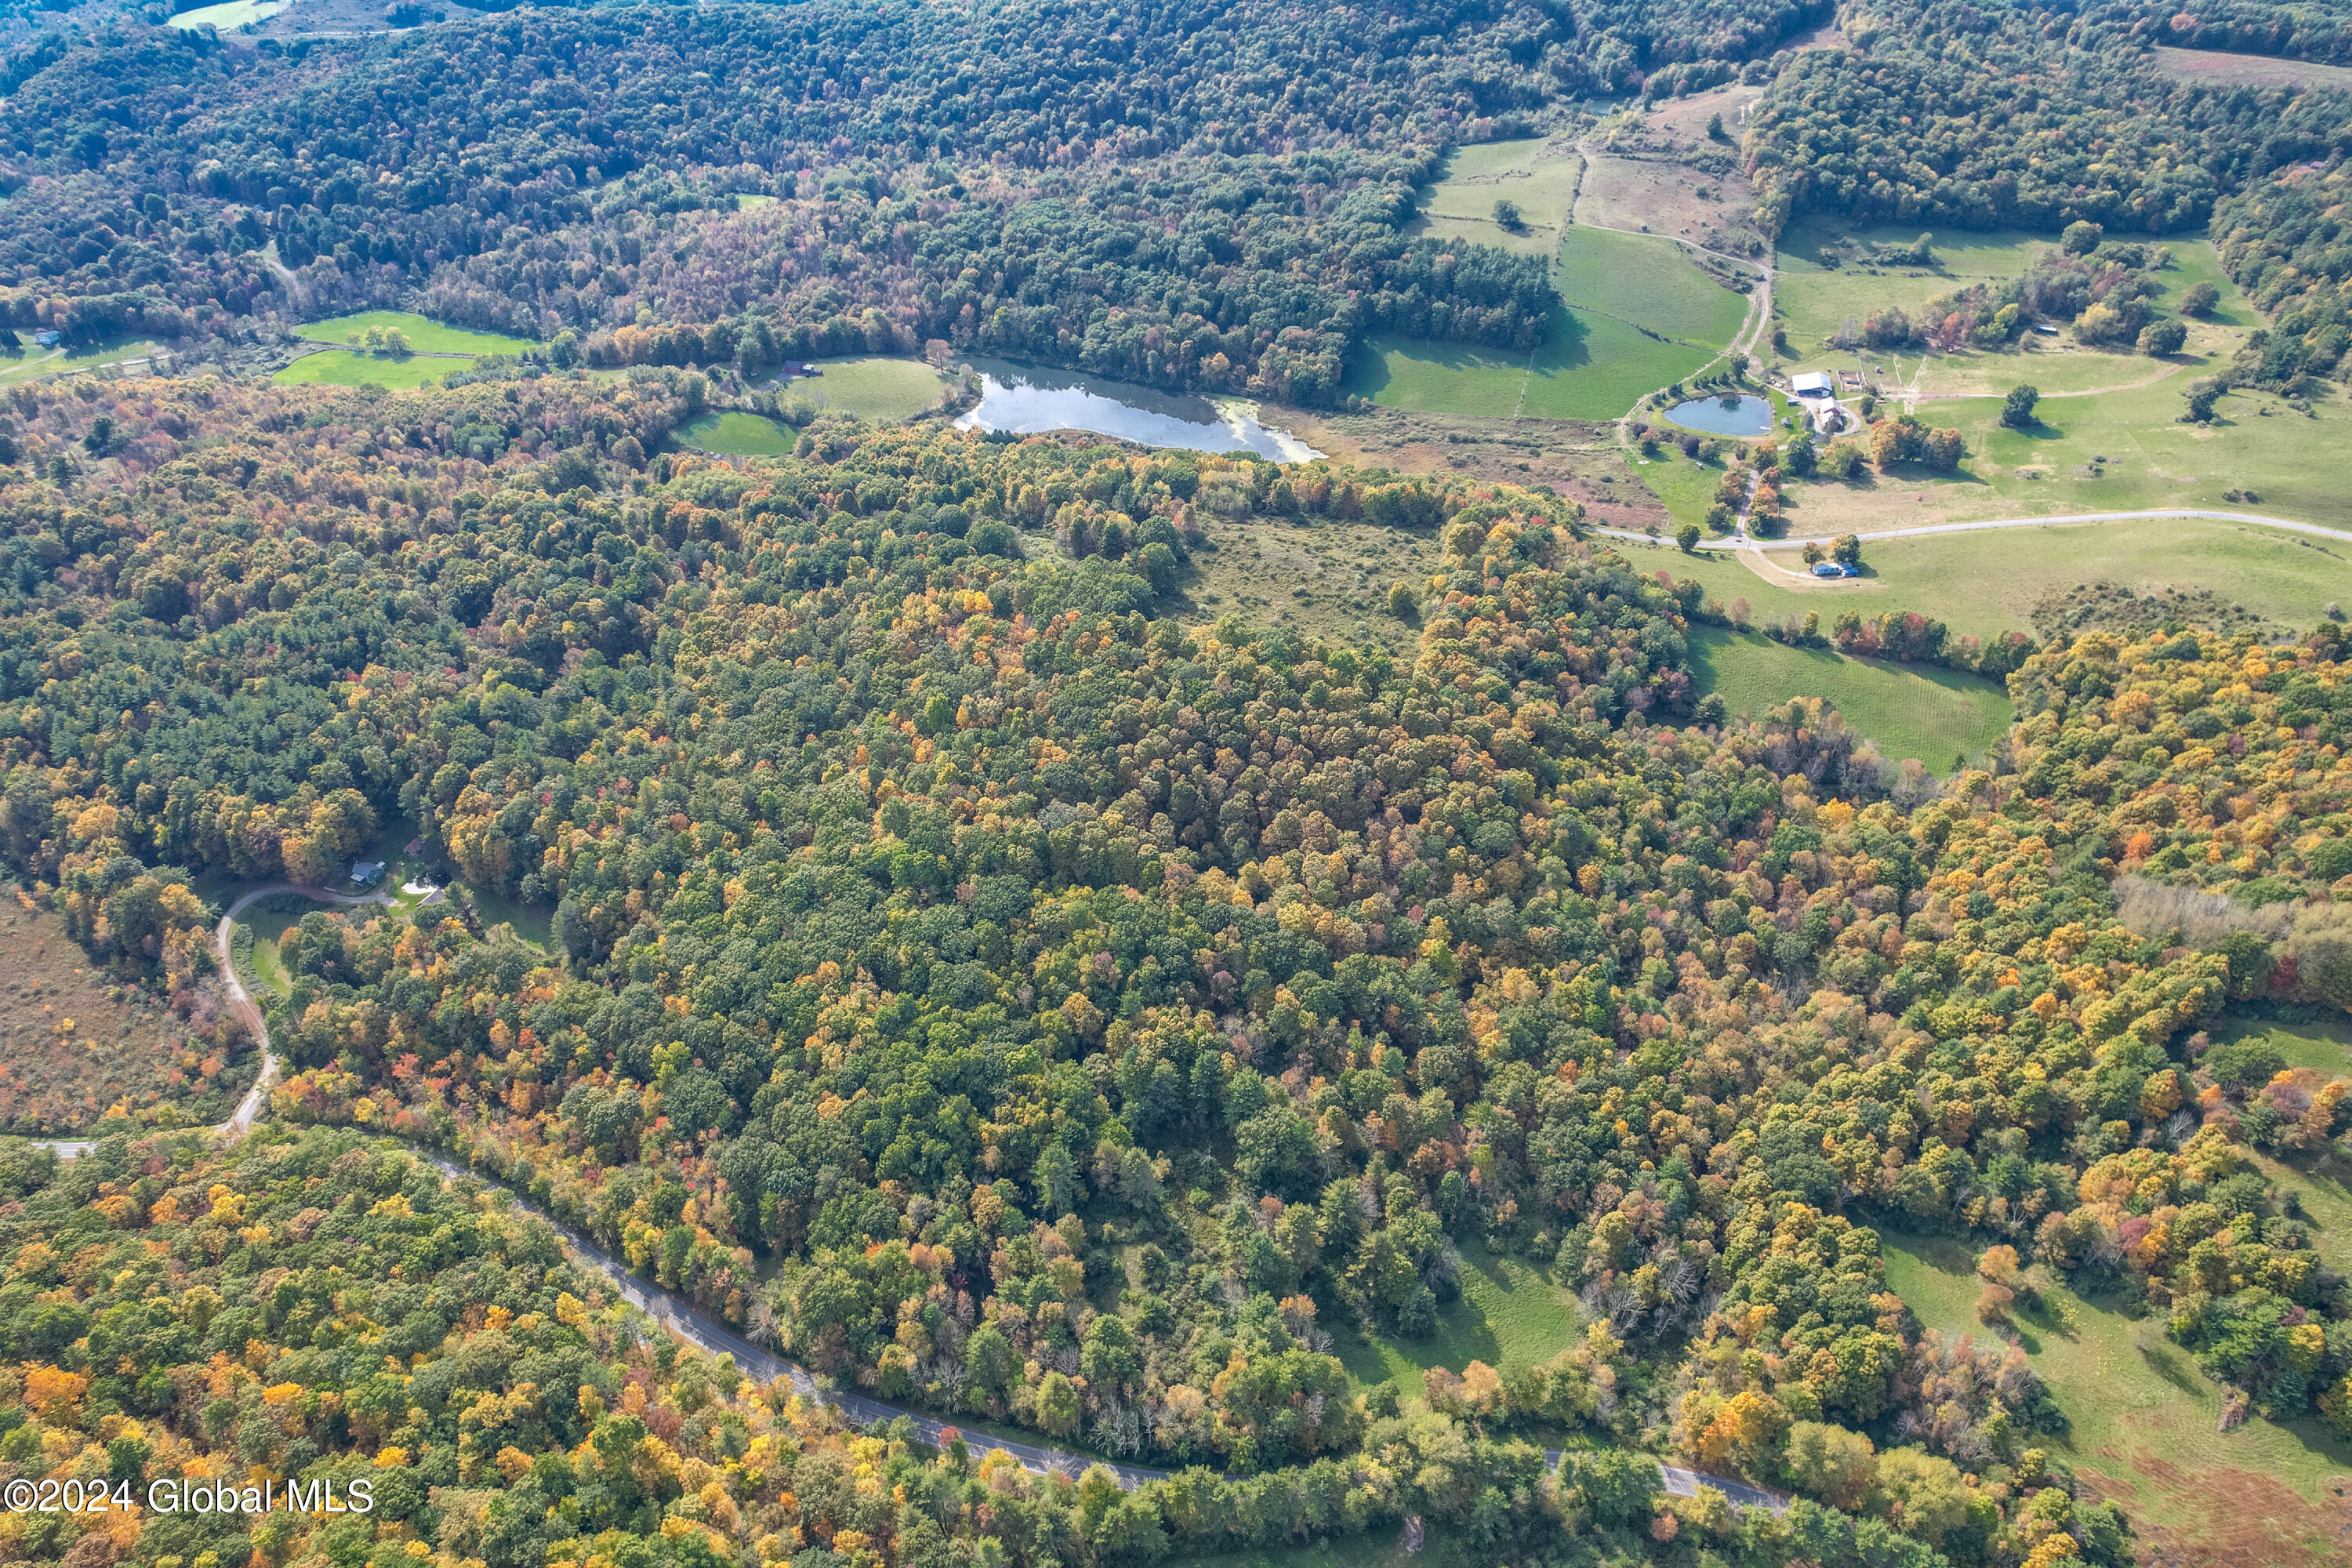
[24,887,1788,1512]
[1596,505,2352,554]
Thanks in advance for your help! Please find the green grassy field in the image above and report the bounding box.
[1880,1231,2352,1564]
[1352,307,1722,423]
[1775,234,2257,405]
[1352,223,1753,423]
[0,336,168,387]
[1331,1243,1586,1405]
[1558,225,1749,347]
[794,357,949,422]
[1614,514,2352,647]
[466,884,550,949]
[1409,138,1583,258]
[2262,1149,2352,1276]
[168,0,283,27]
[1768,375,2352,542]
[275,351,453,390]
[679,411,797,456]
[1628,451,1731,526]
[1773,224,2049,355]
[1348,336,1535,418]
[1688,627,2013,770]
[299,310,537,354]
[245,919,292,998]
[2209,1007,2352,1082]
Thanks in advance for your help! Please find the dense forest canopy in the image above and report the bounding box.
[0,361,2349,1568]
[3,4,2352,1568]
[0,0,1823,401]
[5,0,2352,396]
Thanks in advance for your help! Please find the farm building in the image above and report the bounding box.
[1790,371,1835,398]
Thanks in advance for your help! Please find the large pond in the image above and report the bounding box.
[955,357,1322,462]
[1665,393,1773,437]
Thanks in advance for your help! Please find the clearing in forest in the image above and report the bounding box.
[296,310,536,354]
[1330,1243,1590,1409]
[1555,225,1748,348]
[1686,626,2013,771]
[1180,511,1443,655]
[785,356,953,423]
[1773,232,2251,401]
[1574,83,1766,257]
[1881,1231,2352,1568]
[1607,515,2352,644]
[1777,378,2352,536]
[275,351,454,390]
[1351,306,1727,424]
[1407,137,1584,258]
[680,410,799,456]
[2151,44,2352,91]
[168,0,285,27]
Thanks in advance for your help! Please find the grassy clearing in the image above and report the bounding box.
[1521,307,1719,420]
[1575,151,1753,254]
[794,356,949,423]
[1182,514,1443,655]
[0,336,168,386]
[1879,1231,2352,1564]
[1557,225,1748,347]
[2209,1007,2352,1083]
[245,916,293,997]
[1265,404,1662,531]
[679,411,797,456]
[1331,1243,1587,1404]
[168,0,285,27]
[1626,452,1732,531]
[466,884,550,949]
[1410,137,1583,259]
[1356,212,1762,423]
[275,350,453,390]
[1774,237,2255,407]
[1613,516,2352,644]
[1907,345,2183,401]
[2151,43,2352,90]
[1688,627,2013,771]
[2261,1149,2352,1277]
[1773,224,2049,355]
[1353,307,1722,424]
[299,310,536,354]
[1777,372,2352,542]
[1347,336,1534,418]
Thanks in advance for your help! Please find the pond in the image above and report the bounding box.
[954,357,1322,462]
[1665,393,1773,437]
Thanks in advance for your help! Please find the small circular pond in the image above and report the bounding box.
[1665,394,1773,437]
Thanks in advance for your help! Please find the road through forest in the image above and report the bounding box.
[26,886,1788,1510]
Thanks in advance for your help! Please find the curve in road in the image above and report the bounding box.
[27,887,1789,1512]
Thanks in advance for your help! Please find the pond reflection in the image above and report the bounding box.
[955,357,1322,462]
